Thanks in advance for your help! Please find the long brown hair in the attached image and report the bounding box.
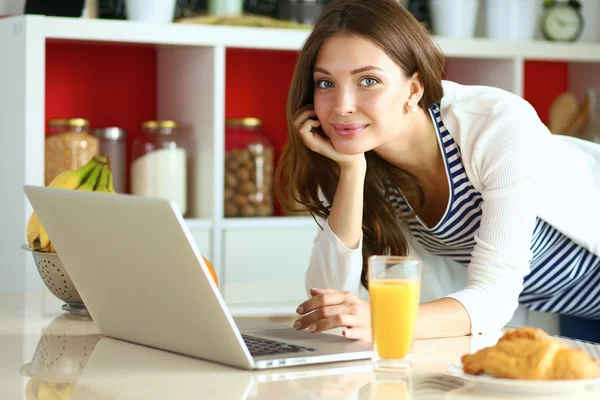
[276,0,445,289]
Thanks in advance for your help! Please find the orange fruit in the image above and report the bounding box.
[202,256,219,287]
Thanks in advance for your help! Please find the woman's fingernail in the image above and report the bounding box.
[293,321,301,329]
[296,306,303,314]
[342,330,347,337]
[308,324,316,332]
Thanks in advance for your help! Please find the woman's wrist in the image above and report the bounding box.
[338,155,367,177]
[328,155,366,249]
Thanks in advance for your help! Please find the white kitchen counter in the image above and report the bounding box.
[1,290,598,399]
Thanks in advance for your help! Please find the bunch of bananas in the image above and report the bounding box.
[27,155,116,252]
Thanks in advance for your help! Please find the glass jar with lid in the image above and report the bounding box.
[91,127,127,193]
[45,118,99,186]
[130,120,189,215]
[224,117,274,217]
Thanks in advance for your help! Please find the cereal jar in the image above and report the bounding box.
[224,118,274,217]
[45,118,99,186]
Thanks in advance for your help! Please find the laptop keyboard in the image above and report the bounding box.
[241,334,316,357]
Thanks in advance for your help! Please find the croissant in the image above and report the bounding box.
[497,326,550,343]
[461,327,600,380]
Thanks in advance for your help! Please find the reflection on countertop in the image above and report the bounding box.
[1,291,599,400]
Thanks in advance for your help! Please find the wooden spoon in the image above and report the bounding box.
[565,94,591,138]
[548,92,579,135]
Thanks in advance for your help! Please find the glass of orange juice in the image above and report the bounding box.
[369,256,421,371]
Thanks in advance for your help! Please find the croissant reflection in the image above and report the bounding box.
[461,327,600,380]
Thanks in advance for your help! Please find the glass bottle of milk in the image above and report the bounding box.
[131,120,188,215]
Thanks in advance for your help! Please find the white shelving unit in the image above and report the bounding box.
[2,15,600,316]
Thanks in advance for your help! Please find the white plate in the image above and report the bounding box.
[447,362,600,394]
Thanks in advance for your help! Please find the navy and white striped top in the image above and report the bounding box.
[386,104,600,320]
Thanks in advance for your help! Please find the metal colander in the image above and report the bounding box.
[20,313,102,383]
[21,244,83,305]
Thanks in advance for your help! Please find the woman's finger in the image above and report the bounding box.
[296,120,325,150]
[298,118,321,138]
[298,123,344,160]
[310,288,337,296]
[293,107,317,130]
[293,303,348,330]
[309,313,366,333]
[342,327,372,341]
[297,291,350,315]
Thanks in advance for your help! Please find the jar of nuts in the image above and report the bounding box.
[225,118,274,217]
[45,118,99,186]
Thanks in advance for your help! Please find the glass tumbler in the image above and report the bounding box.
[369,256,421,371]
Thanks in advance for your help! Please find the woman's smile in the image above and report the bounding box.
[332,123,369,137]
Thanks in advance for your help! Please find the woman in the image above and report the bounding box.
[275,0,600,342]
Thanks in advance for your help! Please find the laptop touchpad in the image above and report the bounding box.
[250,328,346,343]
[234,317,289,332]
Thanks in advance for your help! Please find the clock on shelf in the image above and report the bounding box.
[541,0,584,42]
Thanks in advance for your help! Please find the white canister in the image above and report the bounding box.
[130,121,188,216]
[131,147,188,215]
[429,0,480,39]
[484,0,538,41]
[126,0,177,23]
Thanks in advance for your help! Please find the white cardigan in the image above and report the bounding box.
[305,80,600,334]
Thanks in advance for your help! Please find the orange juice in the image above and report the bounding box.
[370,279,420,359]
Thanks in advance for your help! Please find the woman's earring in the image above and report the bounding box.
[407,101,418,113]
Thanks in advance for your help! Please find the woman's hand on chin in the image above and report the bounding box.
[294,105,366,169]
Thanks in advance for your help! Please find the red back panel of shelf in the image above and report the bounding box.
[46,41,157,191]
[225,49,298,164]
[225,48,299,215]
[46,41,157,134]
[46,43,567,135]
[523,61,569,125]
[44,41,567,212]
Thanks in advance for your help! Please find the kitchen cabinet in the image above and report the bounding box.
[222,220,316,315]
[187,220,212,263]
[2,15,600,316]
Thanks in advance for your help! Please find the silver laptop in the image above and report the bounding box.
[24,185,372,370]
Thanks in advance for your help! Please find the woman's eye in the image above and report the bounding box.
[360,77,378,86]
[316,80,333,89]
